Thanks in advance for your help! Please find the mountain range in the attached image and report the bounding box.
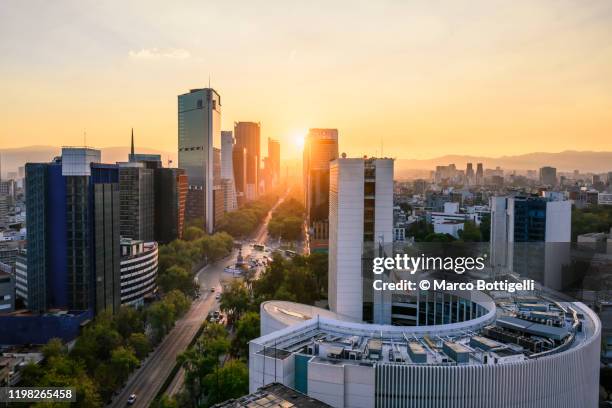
[1,146,611,179]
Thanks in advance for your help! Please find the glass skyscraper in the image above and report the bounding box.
[178,88,221,233]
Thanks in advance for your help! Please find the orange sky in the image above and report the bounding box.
[1,1,611,159]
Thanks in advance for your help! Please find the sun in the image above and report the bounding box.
[292,129,308,150]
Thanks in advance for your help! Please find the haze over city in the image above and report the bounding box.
[2,0,612,159]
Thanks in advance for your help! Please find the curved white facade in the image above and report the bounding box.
[120,241,158,306]
[250,297,601,408]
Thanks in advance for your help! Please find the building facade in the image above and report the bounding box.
[490,196,571,290]
[118,163,154,242]
[119,239,158,307]
[328,157,393,322]
[250,298,601,408]
[154,168,187,243]
[220,130,238,212]
[234,122,261,200]
[25,148,121,315]
[178,88,221,233]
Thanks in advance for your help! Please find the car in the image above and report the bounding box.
[127,394,137,405]
[215,294,221,300]
[210,287,215,292]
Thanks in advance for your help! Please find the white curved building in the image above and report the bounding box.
[120,239,158,307]
[249,292,600,408]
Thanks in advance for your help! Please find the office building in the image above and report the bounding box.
[475,162,484,185]
[232,145,247,206]
[250,297,600,408]
[221,131,238,212]
[154,168,187,243]
[25,148,121,314]
[178,88,221,233]
[119,239,158,307]
[328,157,393,321]
[303,129,339,252]
[539,166,557,186]
[234,122,261,200]
[118,163,154,242]
[465,162,474,185]
[490,196,571,290]
[266,137,280,189]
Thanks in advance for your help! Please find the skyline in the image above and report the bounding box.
[1,1,612,159]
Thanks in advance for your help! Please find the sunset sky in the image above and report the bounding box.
[1,0,611,160]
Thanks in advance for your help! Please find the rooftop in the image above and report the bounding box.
[213,383,331,408]
[254,296,598,368]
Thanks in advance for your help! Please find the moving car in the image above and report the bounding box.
[127,394,137,405]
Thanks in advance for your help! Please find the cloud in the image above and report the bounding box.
[128,48,191,60]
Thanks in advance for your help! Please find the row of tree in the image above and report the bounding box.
[21,293,187,406]
[21,223,237,406]
[215,194,278,238]
[162,319,255,408]
[267,198,304,241]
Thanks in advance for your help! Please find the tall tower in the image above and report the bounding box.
[303,129,338,251]
[267,138,280,188]
[234,122,261,200]
[221,131,238,212]
[178,88,221,233]
[328,157,393,321]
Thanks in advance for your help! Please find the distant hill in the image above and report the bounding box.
[2,147,610,180]
[395,150,612,178]
[0,146,177,178]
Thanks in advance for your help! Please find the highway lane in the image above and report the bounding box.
[109,194,285,407]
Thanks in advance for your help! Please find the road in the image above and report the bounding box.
[109,195,285,408]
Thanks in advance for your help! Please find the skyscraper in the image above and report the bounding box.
[465,162,474,185]
[303,129,338,251]
[232,145,247,206]
[234,122,261,200]
[221,131,238,212]
[539,166,557,186]
[475,162,484,185]
[328,156,393,321]
[25,148,121,314]
[267,138,280,189]
[178,88,221,233]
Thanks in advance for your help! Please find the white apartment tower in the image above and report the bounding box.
[328,157,394,321]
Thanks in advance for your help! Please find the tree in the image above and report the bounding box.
[158,265,197,296]
[232,312,260,358]
[219,280,251,323]
[110,347,139,384]
[183,226,205,241]
[458,221,482,242]
[128,333,151,360]
[148,300,176,342]
[203,360,249,405]
[113,306,145,339]
[42,338,65,360]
